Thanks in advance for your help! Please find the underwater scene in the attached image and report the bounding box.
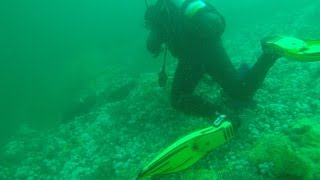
[1,0,320,179]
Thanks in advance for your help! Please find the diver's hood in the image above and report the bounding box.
[146,0,184,7]
[145,0,157,7]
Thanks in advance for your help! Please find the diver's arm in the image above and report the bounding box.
[145,3,167,57]
[146,30,163,57]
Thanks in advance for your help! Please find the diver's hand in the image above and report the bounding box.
[152,46,164,58]
[147,31,164,58]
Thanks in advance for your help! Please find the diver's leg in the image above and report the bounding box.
[171,61,218,117]
[240,52,278,98]
[206,40,278,100]
[205,40,244,99]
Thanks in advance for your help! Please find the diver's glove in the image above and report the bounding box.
[146,31,163,57]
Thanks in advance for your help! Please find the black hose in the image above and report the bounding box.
[158,45,168,87]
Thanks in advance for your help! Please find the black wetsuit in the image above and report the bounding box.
[145,0,279,117]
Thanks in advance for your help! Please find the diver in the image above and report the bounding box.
[138,1,320,178]
[144,0,282,119]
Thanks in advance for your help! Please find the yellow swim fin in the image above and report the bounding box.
[266,36,320,62]
[136,120,234,179]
